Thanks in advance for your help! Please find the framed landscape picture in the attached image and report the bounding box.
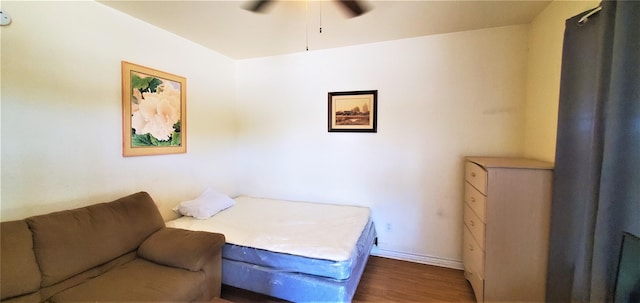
[121,61,186,156]
[328,90,377,133]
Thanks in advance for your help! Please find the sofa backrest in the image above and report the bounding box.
[0,220,42,301]
[26,191,165,287]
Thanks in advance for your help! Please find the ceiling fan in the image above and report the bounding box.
[245,0,369,18]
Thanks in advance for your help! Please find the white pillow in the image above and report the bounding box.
[173,188,235,219]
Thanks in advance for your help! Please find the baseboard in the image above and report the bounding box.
[370,247,464,270]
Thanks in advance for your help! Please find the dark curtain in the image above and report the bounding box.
[547,1,640,302]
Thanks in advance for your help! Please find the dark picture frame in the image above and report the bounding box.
[328,90,377,133]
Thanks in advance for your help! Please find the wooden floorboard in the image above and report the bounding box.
[220,256,476,302]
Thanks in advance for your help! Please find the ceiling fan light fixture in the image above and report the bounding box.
[246,0,274,13]
[336,0,369,18]
[245,0,369,17]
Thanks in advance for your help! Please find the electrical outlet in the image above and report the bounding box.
[385,223,392,232]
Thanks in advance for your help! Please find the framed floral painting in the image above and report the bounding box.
[121,61,186,156]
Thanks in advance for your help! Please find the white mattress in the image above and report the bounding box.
[167,196,371,262]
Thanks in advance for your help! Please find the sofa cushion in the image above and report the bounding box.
[49,258,207,302]
[138,227,225,271]
[26,192,165,287]
[38,251,137,302]
[1,291,41,303]
[0,220,42,301]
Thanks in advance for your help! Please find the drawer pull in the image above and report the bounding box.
[470,196,476,203]
[468,245,474,251]
[471,172,476,178]
[470,220,475,227]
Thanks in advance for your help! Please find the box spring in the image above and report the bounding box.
[221,220,377,302]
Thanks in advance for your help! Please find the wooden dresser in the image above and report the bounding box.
[462,157,553,302]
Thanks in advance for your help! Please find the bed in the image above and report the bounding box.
[167,195,377,302]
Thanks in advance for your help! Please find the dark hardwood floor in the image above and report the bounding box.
[220,256,476,302]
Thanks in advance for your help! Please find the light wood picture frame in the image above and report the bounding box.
[121,61,186,156]
[328,90,377,133]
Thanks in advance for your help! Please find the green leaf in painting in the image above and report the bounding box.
[147,78,162,93]
[131,74,145,90]
[131,133,153,147]
[150,135,172,146]
[131,73,164,100]
[171,132,181,146]
[131,74,154,92]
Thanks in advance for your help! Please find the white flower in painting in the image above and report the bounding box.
[131,83,181,141]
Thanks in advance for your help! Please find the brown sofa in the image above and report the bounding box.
[0,191,226,303]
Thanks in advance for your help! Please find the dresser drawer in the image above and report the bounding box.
[465,161,488,194]
[463,226,485,277]
[464,182,486,222]
[464,203,485,250]
[465,267,485,303]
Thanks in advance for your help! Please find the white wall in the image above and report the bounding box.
[1,1,544,267]
[523,0,599,162]
[1,1,238,221]
[235,25,529,266]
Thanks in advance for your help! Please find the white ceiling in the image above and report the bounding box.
[98,0,551,59]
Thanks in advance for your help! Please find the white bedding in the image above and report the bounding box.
[167,196,371,262]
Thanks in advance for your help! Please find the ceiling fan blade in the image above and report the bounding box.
[246,0,273,13]
[336,0,368,17]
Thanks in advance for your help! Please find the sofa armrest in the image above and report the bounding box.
[138,227,225,272]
